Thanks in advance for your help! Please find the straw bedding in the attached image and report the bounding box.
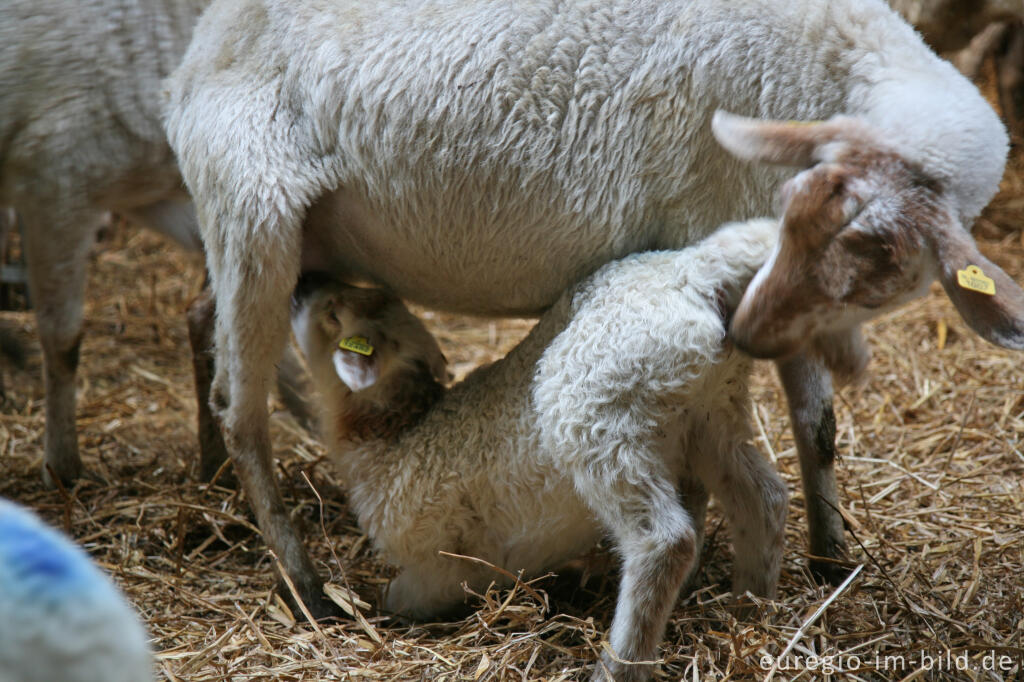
[2,104,1023,682]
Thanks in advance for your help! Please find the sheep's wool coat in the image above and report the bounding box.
[0,499,153,682]
[166,0,1007,317]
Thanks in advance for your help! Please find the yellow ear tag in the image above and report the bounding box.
[956,265,996,296]
[339,336,374,356]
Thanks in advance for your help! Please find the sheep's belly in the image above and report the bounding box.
[302,185,679,317]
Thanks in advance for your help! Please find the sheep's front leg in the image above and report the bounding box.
[21,205,100,487]
[579,468,696,682]
[776,353,848,584]
[205,219,337,620]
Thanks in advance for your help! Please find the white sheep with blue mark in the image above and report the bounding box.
[0,499,153,682]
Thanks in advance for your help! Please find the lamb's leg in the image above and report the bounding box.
[204,216,337,620]
[776,353,847,584]
[21,206,100,486]
[385,560,479,620]
[677,475,708,591]
[703,442,787,598]
[580,467,696,682]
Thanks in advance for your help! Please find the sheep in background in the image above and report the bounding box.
[292,216,790,681]
[0,0,208,486]
[0,0,319,486]
[0,498,153,682]
[165,0,1019,613]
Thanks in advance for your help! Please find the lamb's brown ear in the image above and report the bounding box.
[933,221,1024,350]
[711,110,850,166]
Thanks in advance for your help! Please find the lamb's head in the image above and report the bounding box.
[290,274,449,395]
[712,111,1024,359]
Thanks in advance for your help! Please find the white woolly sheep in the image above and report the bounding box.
[292,216,791,681]
[0,498,153,682]
[164,0,1021,613]
[0,0,208,486]
[0,0,319,486]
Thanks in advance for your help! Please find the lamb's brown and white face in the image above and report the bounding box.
[290,276,449,393]
[713,111,1024,359]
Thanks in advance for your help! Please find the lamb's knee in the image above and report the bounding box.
[384,567,469,620]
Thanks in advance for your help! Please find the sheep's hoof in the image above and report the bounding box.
[277,582,347,622]
[808,555,855,587]
[42,460,105,490]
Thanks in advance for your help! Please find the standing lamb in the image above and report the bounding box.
[291,217,791,682]
[164,0,1019,613]
[0,498,153,682]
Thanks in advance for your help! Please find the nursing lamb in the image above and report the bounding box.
[165,0,1021,614]
[291,217,791,682]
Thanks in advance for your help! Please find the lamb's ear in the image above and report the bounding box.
[933,222,1024,350]
[711,110,846,166]
[332,349,380,391]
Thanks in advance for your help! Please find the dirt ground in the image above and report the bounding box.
[2,95,1024,682]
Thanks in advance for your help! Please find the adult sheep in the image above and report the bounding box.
[0,0,206,486]
[0,0,313,486]
[164,0,1020,617]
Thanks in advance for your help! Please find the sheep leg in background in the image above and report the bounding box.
[702,442,788,596]
[776,353,848,584]
[186,285,232,483]
[21,205,102,487]
[998,22,1024,138]
[581,465,696,682]
[275,344,317,434]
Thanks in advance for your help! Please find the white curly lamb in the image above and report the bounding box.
[292,215,793,681]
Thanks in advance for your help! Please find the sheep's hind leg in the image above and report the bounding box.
[579,464,696,682]
[203,212,339,620]
[777,353,848,585]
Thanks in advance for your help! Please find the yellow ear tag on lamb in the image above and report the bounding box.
[339,336,374,356]
[956,265,996,296]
